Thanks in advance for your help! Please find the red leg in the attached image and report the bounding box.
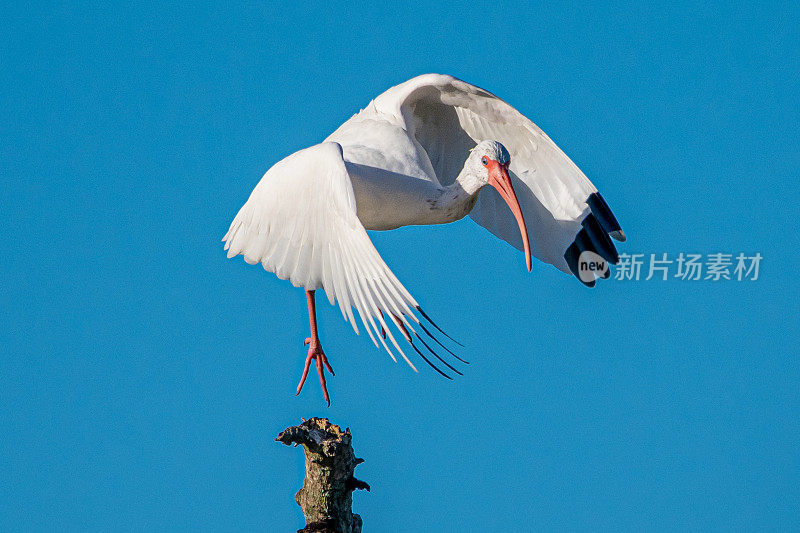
[295,289,335,406]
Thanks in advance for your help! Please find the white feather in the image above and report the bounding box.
[222,142,424,366]
[335,73,603,273]
[224,74,624,371]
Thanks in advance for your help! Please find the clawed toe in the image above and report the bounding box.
[296,342,334,406]
[320,353,334,375]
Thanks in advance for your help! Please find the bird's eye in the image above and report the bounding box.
[481,157,488,166]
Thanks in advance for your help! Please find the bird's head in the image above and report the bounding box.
[467,140,532,272]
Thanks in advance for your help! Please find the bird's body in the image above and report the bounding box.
[223,74,626,404]
[328,101,472,230]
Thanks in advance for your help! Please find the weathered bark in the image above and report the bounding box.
[277,418,370,533]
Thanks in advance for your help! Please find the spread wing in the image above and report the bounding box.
[372,74,625,286]
[223,142,465,377]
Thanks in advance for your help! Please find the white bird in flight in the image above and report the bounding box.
[223,74,625,405]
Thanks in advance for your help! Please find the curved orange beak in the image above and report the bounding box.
[487,160,532,272]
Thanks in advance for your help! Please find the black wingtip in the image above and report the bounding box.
[416,320,470,365]
[413,332,464,376]
[564,242,580,276]
[408,339,452,380]
[563,193,626,287]
[581,214,619,264]
[564,241,597,288]
[416,306,464,347]
[587,192,623,238]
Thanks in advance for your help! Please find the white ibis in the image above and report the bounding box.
[223,74,625,405]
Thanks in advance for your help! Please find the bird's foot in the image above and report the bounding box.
[296,337,335,406]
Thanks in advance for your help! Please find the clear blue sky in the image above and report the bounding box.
[2,2,798,530]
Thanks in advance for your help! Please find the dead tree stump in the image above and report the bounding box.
[276,418,370,533]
